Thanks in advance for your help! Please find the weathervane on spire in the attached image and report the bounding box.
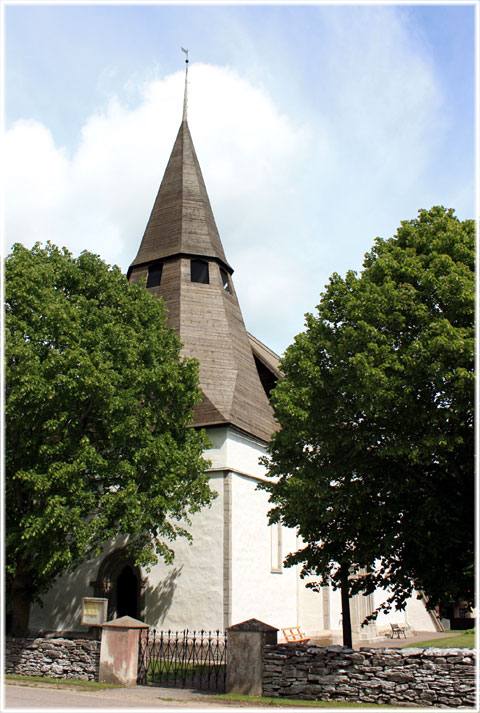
[181,47,189,122]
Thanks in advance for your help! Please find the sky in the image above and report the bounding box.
[3,1,477,356]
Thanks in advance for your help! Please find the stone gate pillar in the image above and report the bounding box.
[99,615,149,685]
[226,618,278,695]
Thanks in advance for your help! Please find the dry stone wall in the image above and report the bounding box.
[263,644,476,708]
[5,638,100,681]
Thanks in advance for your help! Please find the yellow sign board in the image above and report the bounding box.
[84,602,99,617]
[81,597,108,626]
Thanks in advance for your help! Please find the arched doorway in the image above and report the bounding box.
[92,549,144,621]
[116,565,138,618]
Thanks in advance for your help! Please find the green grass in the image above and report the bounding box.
[214,694,406,708]
[5,674,121,690]
[146,658,225,683]
[403,629,475,649]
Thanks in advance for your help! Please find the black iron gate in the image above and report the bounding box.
[137,629,227,691]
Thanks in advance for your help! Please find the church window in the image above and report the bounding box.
[146,262,163,288]
[220,267,232,293]
[191,259,209,284]
[271,522,283,573]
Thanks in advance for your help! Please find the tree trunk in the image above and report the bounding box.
[340,569,352,648]
[10,575,32,638]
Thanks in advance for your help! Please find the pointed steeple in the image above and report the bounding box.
[129,121,231,272]
[182,47,189,123]
[128,66,279,443]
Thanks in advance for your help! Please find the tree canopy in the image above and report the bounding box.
[260,207,474,619]
[6,242,214,636]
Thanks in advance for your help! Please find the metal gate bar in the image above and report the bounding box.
[138,629,227,691]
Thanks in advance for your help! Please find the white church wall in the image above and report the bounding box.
[142,472,225,630]
[214,427,325,634]
[229,472,299,629]
[373,589,438,633]
[328,586,344,634]
[203,426,229,469]
[29,539,125,633]
[225,428,270,479]
[300,584,437,639]
[403,593,438,632]
[297,575,326,636]
[205,425,269,480]
[29,423,439,638]
[29,473,226,633]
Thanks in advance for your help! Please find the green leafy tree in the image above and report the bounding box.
[6,242,214,636]
[260,207,474,642]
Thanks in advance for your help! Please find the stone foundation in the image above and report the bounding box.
[5,638,100,681]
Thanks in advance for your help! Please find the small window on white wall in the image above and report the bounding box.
[271,522,283,573]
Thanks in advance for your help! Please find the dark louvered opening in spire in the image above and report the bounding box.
[220,267,232,293]
[191,259,209,284]
[146,262,163,287]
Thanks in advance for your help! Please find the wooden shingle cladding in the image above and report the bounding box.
[128,119,279,443]
[129,121,231,273]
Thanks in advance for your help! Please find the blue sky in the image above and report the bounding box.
[4,2,477,355]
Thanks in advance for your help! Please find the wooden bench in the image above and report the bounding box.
[281,627,310,644]
[390,623,408,639]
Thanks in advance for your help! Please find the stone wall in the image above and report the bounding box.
[263,644,476,708]
[5,638,100,681]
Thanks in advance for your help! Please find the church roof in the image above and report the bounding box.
[129,120,231,273]
[248,333,282,380]
[128,98,279,443]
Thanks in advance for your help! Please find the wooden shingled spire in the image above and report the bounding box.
[128,120,231,273]
[128,62,279,443]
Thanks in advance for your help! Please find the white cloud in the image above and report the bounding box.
[5,64,314,355]
[320,7,445,193]
[5,64,309,268]
[5,119,70,245]
[5,9,454,356]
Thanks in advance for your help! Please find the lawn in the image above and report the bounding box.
[403,629,475,649]
[144,658,226,686]
[215,694,407,708]
[5,674,120,690]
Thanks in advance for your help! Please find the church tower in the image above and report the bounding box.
[27,59,440,641]
[28,59,303,637]
[127,61,280,443]
[122,60,303,631]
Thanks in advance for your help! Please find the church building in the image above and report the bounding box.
[29,63,440,642]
